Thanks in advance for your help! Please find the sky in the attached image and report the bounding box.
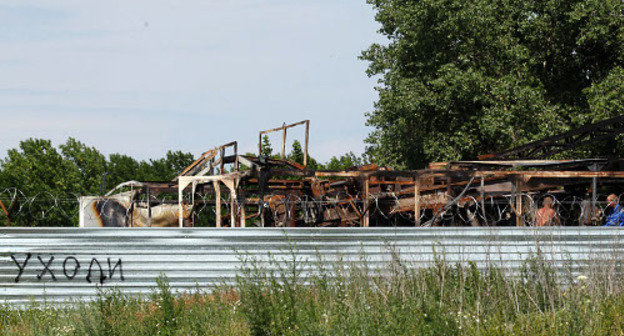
[0,0,383,163]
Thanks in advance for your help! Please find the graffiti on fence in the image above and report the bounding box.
[10,253,124,284]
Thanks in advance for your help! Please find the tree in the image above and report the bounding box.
[1,139,81,195]
[142,150,195,181]
[362,0,624,168]
[261,135,273,157]
[106,153,141,190]
[288,140,323,169]
[288,140,305,164]
[60,138,107,195]
[0,138,82,226]
[326,152,367,171]
[0,139,196,226]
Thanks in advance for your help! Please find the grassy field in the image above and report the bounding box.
[2,256,624,336]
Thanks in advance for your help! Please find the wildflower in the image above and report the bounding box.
[577,275,588,282]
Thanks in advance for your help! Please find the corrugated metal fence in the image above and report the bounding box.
[1,227,624,306]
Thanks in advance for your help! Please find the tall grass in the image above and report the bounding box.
[2,252,624,336]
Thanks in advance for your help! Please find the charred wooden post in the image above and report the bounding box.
[230,189,236,227]
[190,181,196,227]
[363,177,370,227]
[480,176,486,225]
[304,120,310,167]
[589,163,601,220]
[514,178,523,227]
[146,186,152,227]
[240,192,246,228]
[129,200,134,227]
[414,176,421,226]
[281,124,287,159]
[445,173,453,212]
[213,181,221,228]
[591,177,598,216]
[0,200,9,226]
[288,198,296,227]
[178,183,184,228]
[220,148,225,174]
[234,142,239,171]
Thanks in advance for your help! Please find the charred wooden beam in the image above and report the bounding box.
[480,115,624,160]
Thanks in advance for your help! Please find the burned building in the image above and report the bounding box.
[80,116,624,228]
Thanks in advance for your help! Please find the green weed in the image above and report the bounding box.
[1,253,624,335]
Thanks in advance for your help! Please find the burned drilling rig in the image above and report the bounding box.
[79,116,624,228]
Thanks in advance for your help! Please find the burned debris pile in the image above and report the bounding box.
[80,117,624,227]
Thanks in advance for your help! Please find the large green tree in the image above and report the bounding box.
[0,139,195,226]
[140,150,195,181]
[0,139,83,226]
[60,138,108,195]
[362,0,624,168]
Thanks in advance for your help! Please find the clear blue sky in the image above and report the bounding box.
[0,1,383,162]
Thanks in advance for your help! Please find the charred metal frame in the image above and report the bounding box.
[480,115,624,160]
[175,141,238,180]
[258,120,310,167]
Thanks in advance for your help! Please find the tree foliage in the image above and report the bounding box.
[261,135,274,157]
[362,0,624,168]
[0,138,195,226]
[325,152,368,170]
[288,140,305,164]
[287,140,323,170]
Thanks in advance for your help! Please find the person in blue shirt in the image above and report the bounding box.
[604,194,624,226]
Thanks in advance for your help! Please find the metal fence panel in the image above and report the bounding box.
[1,227,624,306]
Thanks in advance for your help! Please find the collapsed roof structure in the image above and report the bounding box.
[79,116,624,228]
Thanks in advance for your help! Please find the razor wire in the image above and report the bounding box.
[0,187,621,227]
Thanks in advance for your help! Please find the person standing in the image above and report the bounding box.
[536,197,561,226]
[604,194,624,226]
